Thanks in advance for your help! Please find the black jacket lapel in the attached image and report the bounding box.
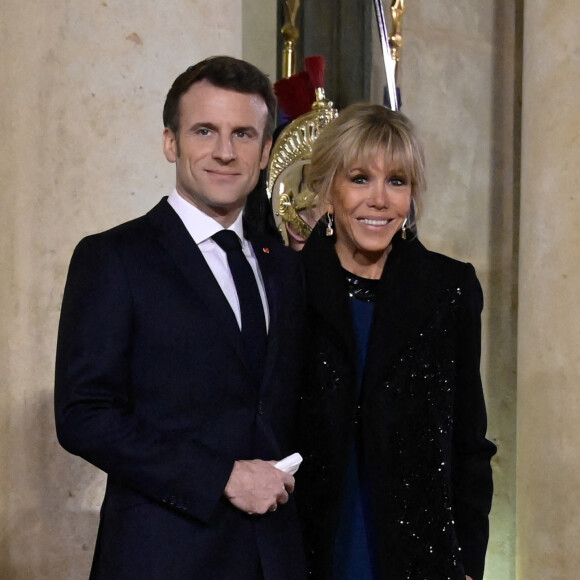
[146,199,248,366]
[252,234,285,393]
[302,223,452,380]
[366,233,452,377]
[301,224,357,361]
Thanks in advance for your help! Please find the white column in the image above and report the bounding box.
[517,1,580,577]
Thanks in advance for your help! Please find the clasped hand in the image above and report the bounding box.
[224,459,294,515]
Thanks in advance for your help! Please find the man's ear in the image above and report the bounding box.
[162,128,178,163]
[259,138,273,170]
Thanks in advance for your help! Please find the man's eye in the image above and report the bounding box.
[235,131,249,138]
[197,128,212,136]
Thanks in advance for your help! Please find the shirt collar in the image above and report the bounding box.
[167,189,246,245]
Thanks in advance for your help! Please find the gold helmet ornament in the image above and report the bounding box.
[268,56,338,249]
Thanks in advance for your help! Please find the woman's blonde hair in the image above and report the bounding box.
[307,103,426,224]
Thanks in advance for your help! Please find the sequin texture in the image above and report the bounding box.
[343,268,380,302]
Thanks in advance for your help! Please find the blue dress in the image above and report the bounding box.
[332,271,380,580]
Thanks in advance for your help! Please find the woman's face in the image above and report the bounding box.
[329,150,412,276]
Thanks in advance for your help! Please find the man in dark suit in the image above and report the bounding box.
[55,56,306,580]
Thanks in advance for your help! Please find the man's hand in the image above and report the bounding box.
[224,459,294,514]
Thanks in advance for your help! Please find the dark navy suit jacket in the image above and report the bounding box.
[55,198,307,579]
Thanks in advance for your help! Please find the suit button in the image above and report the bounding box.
[257,401,264,415]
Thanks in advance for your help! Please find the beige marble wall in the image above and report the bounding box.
[243,0,278,81]
[517,1,580,577]
[401,3,518,578]
[0,1,257,577]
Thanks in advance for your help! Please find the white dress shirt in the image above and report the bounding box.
[167,189,270,330]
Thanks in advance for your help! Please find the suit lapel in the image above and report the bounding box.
[146,199,248,366]
[251,235,283,392]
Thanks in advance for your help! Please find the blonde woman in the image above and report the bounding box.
[296,104,495,580]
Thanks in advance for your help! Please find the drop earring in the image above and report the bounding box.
[326,212,334,237]
[401,217,408,240]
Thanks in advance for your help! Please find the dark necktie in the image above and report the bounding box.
[212,230,267,380]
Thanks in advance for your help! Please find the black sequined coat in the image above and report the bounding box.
[296,222,496,580]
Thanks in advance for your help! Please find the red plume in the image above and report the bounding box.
[304,55,326,89]
[274,71,315,121]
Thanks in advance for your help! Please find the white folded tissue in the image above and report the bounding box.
[274,452,303,476]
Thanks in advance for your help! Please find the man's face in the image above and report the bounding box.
[163,80,272,227]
